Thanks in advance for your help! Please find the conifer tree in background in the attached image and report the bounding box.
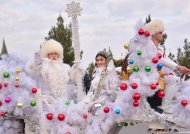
[145,14,152,23]
[176,39,190,80]
[45,14,74,66]
[83,62,94,94]
[1,38,8,55]
[107,47,113,59]
[0,38,9,60]
[86,62,95,81]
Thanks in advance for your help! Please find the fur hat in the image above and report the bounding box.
[95,50,108,59]
[41,39,63,59]
[145,19,165,35]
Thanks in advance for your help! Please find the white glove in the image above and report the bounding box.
[34,51,42,65]
[72,61,81,68]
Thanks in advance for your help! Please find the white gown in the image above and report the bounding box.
[82,60,119,105]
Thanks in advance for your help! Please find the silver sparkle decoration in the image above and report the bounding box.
[66,1,82,18]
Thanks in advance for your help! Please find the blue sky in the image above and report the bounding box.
[0,0,190,68]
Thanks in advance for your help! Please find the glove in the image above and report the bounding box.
[72,60,81,68]
[34,51,42,65]
[72,61,83,72]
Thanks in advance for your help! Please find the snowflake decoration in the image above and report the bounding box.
[66,1,82,18]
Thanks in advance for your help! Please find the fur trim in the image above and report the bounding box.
[41,39,63,59]
[145,19,165,35]
[115,67,122,73]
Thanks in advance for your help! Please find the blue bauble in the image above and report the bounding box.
[128,59,134,65]
[157,63,163,69]
[115,109,121,114]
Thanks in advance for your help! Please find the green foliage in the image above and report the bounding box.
[168,52,175,61]
[86,62,95,81]
[145,14,151,24]
[174,39,190,80]
[107,47,113,60]
[177,39,190,68]
[1,38,8,55]
[113,59,123,67]
[45,15,74,66]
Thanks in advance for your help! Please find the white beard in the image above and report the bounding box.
[40,59,70,98]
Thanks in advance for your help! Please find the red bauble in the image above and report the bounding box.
[133,100,139,107]
[169,73,174,76]
[83,114,88,119]
[88,108,92,113]
[150,84,157,90]
[32,88,38,93]
[181,100,188,107]
[4,82,8,87]
[158,90,165,98]
[156,81,159,86]
[131,82,138,89]
[0,112,5,117]
[15,83,19,88]
[133,93,141,100]
[157,53,162,59]
[0,101,2,106]
[152,57,159,64]
[0,83,2,89]
[103,107,110,113]
[47,113,53,120]
[120,83,127,90]
[138,29,144,35]
[144,31,150,37]
[58,114,65,121]
[66,132,71,134]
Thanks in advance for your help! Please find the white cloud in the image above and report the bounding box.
[0,0,190,68]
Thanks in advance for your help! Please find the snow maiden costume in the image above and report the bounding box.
[82,51,119,105]
[82,50,120,134]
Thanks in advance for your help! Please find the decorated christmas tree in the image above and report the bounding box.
[0,54,40,133]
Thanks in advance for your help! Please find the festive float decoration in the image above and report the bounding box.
[0,54,40,133]
[0,2,190,134]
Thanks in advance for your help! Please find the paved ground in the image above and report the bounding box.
[118,123,190,134]
[118,122,149,134]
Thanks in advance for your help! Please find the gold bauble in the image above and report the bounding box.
[124,43,129,49]
[16,69,21,74]
[17,103,23,108]
[127,66,133,74]
[15,77,20,81]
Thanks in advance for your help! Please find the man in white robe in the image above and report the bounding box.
[145,19,190,132]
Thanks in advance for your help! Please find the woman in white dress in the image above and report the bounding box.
[83,50,119,107]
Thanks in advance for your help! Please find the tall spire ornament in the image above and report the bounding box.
[66,1,84,101]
